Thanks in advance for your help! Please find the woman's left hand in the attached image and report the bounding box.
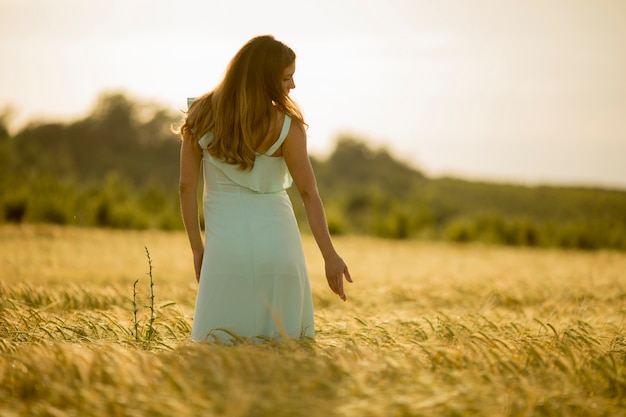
[193,247,204,283]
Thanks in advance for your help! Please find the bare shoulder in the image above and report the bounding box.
[182,130,202,154]
[285,116,306,143]
[283,116,311,169]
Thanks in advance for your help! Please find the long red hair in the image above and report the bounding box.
[180,35,305,170]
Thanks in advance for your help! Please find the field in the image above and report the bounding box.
[1,225,625,416]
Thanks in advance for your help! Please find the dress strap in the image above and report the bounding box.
[264,114,292,155]
[198,132,213,149]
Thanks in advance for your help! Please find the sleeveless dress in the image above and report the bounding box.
[190,114,315,343]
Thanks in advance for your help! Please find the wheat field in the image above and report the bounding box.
[0,225,625,416]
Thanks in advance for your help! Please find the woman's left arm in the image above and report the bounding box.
[179,132,204,282]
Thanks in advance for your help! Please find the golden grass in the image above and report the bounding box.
[1,224,625,416]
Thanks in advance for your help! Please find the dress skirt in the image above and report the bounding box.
[190,176,315,343]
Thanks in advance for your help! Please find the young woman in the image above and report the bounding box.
[178,35,352,343]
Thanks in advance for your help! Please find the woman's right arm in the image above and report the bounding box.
[282,121,353,301]
[179,132,204,282]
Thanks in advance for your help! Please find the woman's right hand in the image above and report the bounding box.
[325,254,353,301]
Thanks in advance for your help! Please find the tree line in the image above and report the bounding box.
[1,92,625,250]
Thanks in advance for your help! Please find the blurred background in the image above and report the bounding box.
[1,0,625,249]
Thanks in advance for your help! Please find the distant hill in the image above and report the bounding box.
[1,92,625,250]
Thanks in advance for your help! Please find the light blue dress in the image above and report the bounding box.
[190,114,315,343]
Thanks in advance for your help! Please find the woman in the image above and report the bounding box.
[178,35,352,343]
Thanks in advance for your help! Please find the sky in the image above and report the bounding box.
[1,0,625,189]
